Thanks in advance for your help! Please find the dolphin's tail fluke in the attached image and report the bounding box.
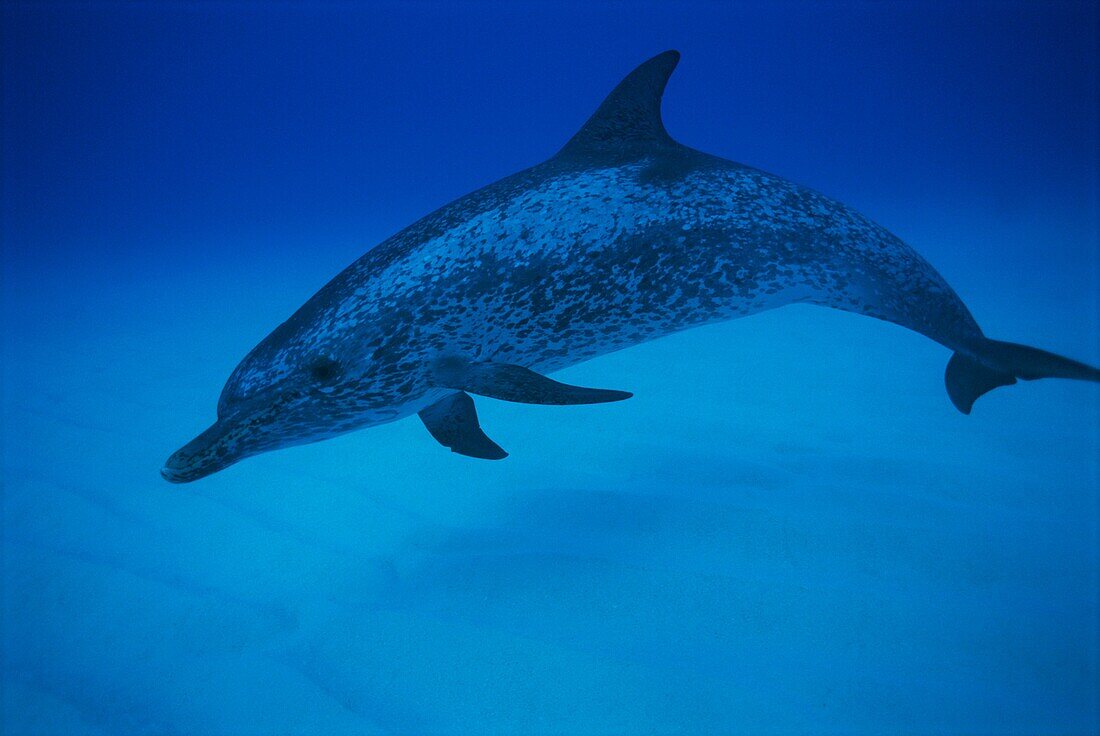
[945,338,1100,414]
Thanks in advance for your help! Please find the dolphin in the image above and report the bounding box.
[163,50,1100,483]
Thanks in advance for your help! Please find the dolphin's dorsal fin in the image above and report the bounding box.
[557,50,680,159]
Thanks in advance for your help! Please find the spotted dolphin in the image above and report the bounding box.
[163,50,1100,483]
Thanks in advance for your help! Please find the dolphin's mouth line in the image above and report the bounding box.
[160,464,197,484]
[160,453,231,483]
[161,451,230,484]
[161,450,242,484]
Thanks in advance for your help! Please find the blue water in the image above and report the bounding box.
[2,2,1098,734]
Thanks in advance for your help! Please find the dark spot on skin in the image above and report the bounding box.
[309,357,341,383]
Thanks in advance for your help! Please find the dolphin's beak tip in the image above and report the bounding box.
[160,465,184,483]
[163,419,243,484]
[161,445,200,484]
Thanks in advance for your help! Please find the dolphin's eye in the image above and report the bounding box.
[309,357,341,383]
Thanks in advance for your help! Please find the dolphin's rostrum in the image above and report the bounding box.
[163,51,1100,483]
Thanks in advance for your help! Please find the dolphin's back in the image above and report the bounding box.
[485,151,985,370]
[465,49,987,365]
[671,156,984,348]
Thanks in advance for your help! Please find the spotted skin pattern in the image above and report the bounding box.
[160,51,999,483]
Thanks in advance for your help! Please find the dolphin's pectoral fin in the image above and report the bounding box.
[418,391,507,460]
[435,358,633,405]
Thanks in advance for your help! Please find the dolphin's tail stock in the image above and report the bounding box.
[944,338,1100,414]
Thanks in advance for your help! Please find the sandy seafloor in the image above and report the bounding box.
[2,200,1097,734]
